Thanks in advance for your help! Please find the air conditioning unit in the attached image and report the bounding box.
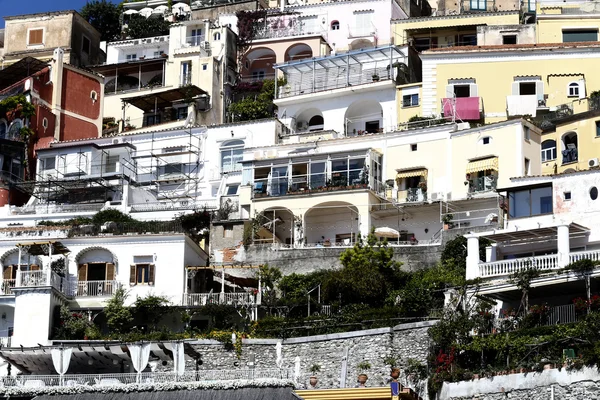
[589,158,600,168]
[112,138,121,144]
[296,121,308,130]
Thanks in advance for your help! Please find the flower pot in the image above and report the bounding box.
[357,373,368,387]
[309,376,318,388]
[390,368,400,381]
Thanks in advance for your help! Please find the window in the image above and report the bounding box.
[454,85,471,98]
[90,90,98,102]
[28,28,44,46]
[42,117,48,129]
[331,21,340,30]
[213,32,221,40]
[176,107,188,120]
[411,144,417,151]
[82,35,91,55]
[568,82,580,97]
[503,35,517,45]
[153,50,165,57]
[524,158,530,176]
[562,132,578,164]
[252,70,265,80]
[308,115,324,131]
[470,0,486,10]
[596,121,600,137]
[564,191,572,201]
[221,139,244,173]
[563,29,598,43]
[591,187,598,200]
[226,185,239,195]
[508,185,553,219]
[365,121,380,133]
[524,127,530,141]
[223,225,234,238]
[40,157,56,171]
[126,54,137,61]
[130,264,155,285]
[519,82,536,95]
[105,155,119,174]
[190,28,203,45]
[181,61,192,86]
[202,64,208,71]
[541,140,557,162]
[146,114,161,126]
[482,137,490,145]
[402,94,419,107]
[458,34,476,46]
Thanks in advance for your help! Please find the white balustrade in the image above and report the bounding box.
[479,254,559,278]
[76,281,121,297]
[0,279,15,295]
[569,249,600,264]
[183,292,256,306]
[17,270,71,296]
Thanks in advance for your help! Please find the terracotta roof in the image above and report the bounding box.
[424,41,600,53]
[510,167,600,181]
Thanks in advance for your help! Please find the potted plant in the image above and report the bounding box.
[356,361,371,387]
[309,364,320,388]
[372,74,380,82]
[442,213,454,230]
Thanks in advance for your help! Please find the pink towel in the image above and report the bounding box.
[443,97,480,120]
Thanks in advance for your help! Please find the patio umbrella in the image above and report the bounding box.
[153,5,169,14]
[374,227,400,238]
[123,9,139,15]
[139,7,153,18]
[173,2,191,12]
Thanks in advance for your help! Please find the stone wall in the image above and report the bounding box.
[440,366,600,400]
[155,321,435,396]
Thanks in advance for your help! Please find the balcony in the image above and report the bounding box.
[275,45,408,99]
[397,188,426,203]
[441,97,481,121]
[253,24,325,40]
[0,279,15,296]
[173,36,210,57]
[76,280,121,297]
[468,175,497,194]
[182,292,258,306]
[347,24,377,38]
[15,270,71,296]
[507,94,546,117]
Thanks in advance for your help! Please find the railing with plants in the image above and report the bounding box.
[17,270,71,296]
[0,369,293,388]
[76,281,121,297]
[182,292,257,306]
[68,221,185,237]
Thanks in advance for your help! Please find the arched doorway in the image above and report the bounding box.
[256,208,295,245]
[242,48,277,82]
[284,43,313,62]
[304,201,360,246]
[349,39,374,51]
[561,131,578,164]
[74,247,118,296]
[294,108,324,132]
[344,100,383,136]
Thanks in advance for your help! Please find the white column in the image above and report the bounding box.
[16,247,22,287]
[557,224,570,268]
[465,234,480,280]
[485,244,497,263]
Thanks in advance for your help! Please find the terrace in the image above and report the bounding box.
[274,45,411,99]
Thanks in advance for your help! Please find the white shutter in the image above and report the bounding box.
[578,79,586,99]
[445,85,454,98]
[535,81,544,102]
[469,83,478,97]
[511,82,520,95]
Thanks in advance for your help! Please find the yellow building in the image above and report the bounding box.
[419,43,600,125]
[536,1,600,44]
[538,106,600,175]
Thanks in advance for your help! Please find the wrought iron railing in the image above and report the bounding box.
[76,281,121,297]
[182,292,257,306]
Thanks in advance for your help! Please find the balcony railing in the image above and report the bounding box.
[479,254,559,278]
[253,180,382,199]
[0,279,15,295]
[253,25,323,40]
[469,176,497,194]
[182,292,258,306]
[347,24,376,38]
[570,249,600,264]
[68,221,185,237]
[76,280,121,297]
[534,102,574,129]
[17,270,71,296]
[238,73,277,83]
[0,369,293,388]
[397,188,425,203]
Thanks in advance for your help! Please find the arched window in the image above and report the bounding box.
[308,115,324,131]
[331,20,340,31]
[213,32,221,41]
[7,119,22,140]
[541,139,557,162]
[221,139,244,173]
[568,82,580,97]
[562,132,578,164]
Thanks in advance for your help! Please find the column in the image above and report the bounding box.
[465,234,480,280]
[15,247,22,287]
[485,244,497,263]
[557,224,570,268]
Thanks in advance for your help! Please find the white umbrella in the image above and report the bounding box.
[173,2,191,12]
[374,226,400,238]
[139,7,153,18]
[153,5,169,14]
[123,9,139,15]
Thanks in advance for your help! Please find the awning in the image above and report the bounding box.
[122,86,208,112]
[466,157,498,174]
[478,222,589,243]
[396,168,427,179]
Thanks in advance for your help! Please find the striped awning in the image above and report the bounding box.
[396,168,427,179]
[466,157,498,174]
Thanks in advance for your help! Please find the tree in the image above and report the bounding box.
[325,232,403,307]
[126,15,171,39]
[80,0,122,42]
[104,287,133,335]
[133,294,172,331]
[228,79,283,122]
[441,235,491,270]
